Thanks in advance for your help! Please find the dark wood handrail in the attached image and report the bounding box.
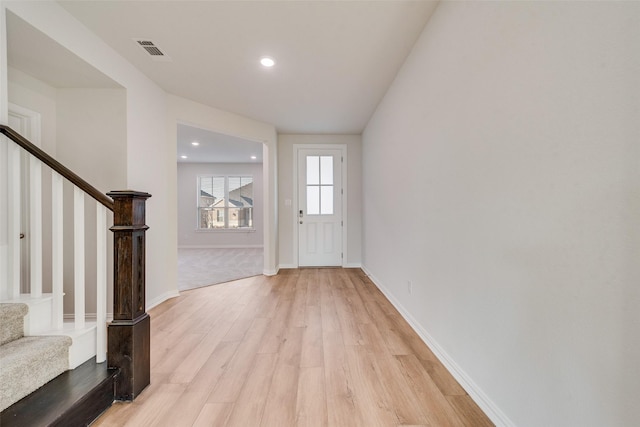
[1,124,114,211]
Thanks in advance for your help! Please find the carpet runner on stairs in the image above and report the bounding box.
[0,303,72,412]
[0,303,28,345]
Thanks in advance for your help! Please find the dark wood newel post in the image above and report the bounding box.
[107,190,152,401]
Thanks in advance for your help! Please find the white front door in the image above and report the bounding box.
[298,148,343,266]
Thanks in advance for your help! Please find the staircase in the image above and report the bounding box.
[0,303,71,411]
[1,295,98,369]
[0,125,152,424]
[0,302,118,425]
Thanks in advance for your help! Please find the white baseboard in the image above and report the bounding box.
[361,265,514,427]
[146,289,181,311]
[343,263,362,269]
[278,264,297,270]
[263,267,279,276]
[62,290,181,320]
[178,244,264,249]
[277,263,362,270]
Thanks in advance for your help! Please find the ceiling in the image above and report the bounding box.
[7,2,439,162]
[6,10,265,163]
[6,10,121,89]
[177,124,263,164]
[57,0,439,134]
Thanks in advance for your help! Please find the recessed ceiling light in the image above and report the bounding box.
[260,57,275,67]
[191,141,199,146]
[251,155,257,160]
[180,155,187,159]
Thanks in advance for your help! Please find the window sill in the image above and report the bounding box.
[196,228,256,233]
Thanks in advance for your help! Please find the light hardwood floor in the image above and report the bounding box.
[93,268,493,427]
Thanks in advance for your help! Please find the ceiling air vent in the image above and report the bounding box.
[133,39,172,62]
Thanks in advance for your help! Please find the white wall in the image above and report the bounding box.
[4,1,178,308]
[56,88,126,315]
[362,2,640,426]
[8,67,56,154]
[177,162,263,248]
[56,89,126,191]
[0,0,10,296]
[167,94,278,274]
[278,134,362,268]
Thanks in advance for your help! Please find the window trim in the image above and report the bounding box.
[197,174,255,231]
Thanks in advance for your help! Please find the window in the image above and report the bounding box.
[306,155,334,215]
[198,175,253,229]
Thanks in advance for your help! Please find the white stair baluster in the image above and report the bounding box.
[8,143,21,299]
[51,172,64,330]
[29,156,42,298]
[96,203,107,363]
[73,186,85,329]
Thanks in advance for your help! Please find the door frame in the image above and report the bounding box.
[8,103,41,145]
[293,143,347,268]
[8,103,41,293]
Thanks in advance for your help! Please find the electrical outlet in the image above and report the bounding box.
[407,280,412,295]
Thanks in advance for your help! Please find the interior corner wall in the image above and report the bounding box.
[177,162,264,248]
[5,1,178,308]
[56,88,125,315]
[56,89,126,192]
[0,0,8,297]
[277,134,362,268]
[167,94,278,275]
[0,1,6,123]
[126,83,176,308]
[362,2,640,426]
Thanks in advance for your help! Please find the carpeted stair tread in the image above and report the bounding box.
[0,303,28,346]
[0,335,72,412]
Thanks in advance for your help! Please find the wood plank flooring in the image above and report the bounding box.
[93,268,493,427]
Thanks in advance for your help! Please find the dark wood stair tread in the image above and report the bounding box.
[1,358,118,426]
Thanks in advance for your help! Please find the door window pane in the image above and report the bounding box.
[307,156,320,185]
[320,156,333,185]
[307,186,320,215]
[306,154,336,216]
[320,186,333,215]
